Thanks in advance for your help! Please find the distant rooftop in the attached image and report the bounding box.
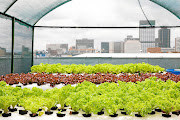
[74,53,180,58]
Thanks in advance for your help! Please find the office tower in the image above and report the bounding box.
[175,37,180,52]
[76,38,94,54]
[139,20,155,53]
[46,44,68,56]
[101,42,109,53]
[114,42,124,53]
[124,39,141,53]
[158,28,170,48]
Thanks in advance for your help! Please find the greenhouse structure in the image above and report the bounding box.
[0,0,180,119]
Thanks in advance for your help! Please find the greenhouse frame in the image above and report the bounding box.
[1,0,180,119]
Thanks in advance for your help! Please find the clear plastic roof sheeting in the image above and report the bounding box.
[0,0,71,26]
[0,0,180,26]
[150,0,180,19]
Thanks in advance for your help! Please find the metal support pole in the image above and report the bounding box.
[31,27,34,67]
[11,17,15,73]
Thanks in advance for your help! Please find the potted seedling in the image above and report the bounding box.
[44,98,56,115]
[0,96,13,117]
[25,97,43,117]
[57,110,65,117]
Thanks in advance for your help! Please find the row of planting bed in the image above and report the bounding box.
[0,78,180,118]
[31,63,165,74]
[0,72,179,87]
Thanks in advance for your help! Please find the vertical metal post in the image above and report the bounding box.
[11,17,15,73]
[31,26,34,67]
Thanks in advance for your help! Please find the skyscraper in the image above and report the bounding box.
[175,37,180,52]
[101,42,109,53]
[158,28,170,48]
[76,38,94,54]
[139,20,155,53]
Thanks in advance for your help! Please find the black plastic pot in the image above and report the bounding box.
[120,108,124,110]
[0,111,2,114]
[19,110,28,115]
[71,111,79,115]
[17,104,22,107]
[38,109,42,111]
[155,108,162,112]
[9,108,17,112]
[45,111,53,115]
[172,111,178,115]
[29,113,38,117]
[97,111,104,115]
[121,111,127,115]
[162,114,171,118]
[82,114,91,117]
[57,113,66,117]
[109,114,118,117]
[149,111,155,115]
[135,114,142,117]
[2,113,11,117]
[16,85,21,88]
[58,109,66,112]
[51,107,58,110]
[23,83,27,86]
[64,105,69,107]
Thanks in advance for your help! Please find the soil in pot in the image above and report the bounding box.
[64,105,69,107]
[38,109,42,111]
[69,111,79,115]
[57,113,66,117]
[162,114,171,118]
[109,114,118,117]
[155,108,162,112]
[29,113,38,117]
[16,85,21,88]
[172,111,179,115]
[19,110,28,115]
[97,111,104,115]
[2,113,11,117]
[8,108,17,112]
[45,111,53,115]
[58,109,66,112]
[149,111,155,115]
[135,114,142,117]
[121,111,127,115]
[51,107,58,110]
[82,114,91,117]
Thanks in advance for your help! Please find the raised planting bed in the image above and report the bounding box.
[0,72,179,87]
[31,63,165,74]
[0,78,180,118]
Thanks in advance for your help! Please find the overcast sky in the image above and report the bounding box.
[34,0,180,51]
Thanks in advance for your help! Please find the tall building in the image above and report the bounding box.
[124,39,141,53]
[175,37,180,52]
[124,35,139,41]
[108,42,124,53]
[76,38,94,49]
[158,28,170,48]
[101,42,109,53]
[114,42,124,53]
[46,44,68,56]
[139,20,155,53]
[76,38,94,54]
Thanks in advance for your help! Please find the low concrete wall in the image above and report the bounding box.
[34,57,180,69]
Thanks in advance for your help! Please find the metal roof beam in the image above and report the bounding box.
[0,12,32,27]
[34,26,180,29]
[4,0,18,14]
